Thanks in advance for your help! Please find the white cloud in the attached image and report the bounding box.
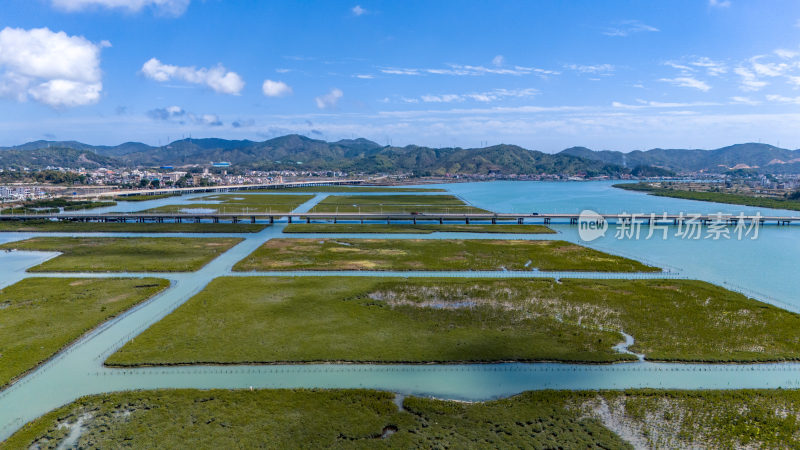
[730,96,760,105]
[775,49,799,60]
[603,20,659,37]
[141,58,244,95]
[198,114,222,126]
[421,94,463,103]
[689,57,727,76]
[750,57,792,77]
[315,88,343,109]
[766,94,800,105]
[147,105,185,120]
[665,57,727,77]
[0,27,104,107]
[564,63,615,74]
[380,63,558,77]
[354,74,374,79]
[728,51,800,90]
[415,88,538,103]
[665,61,693,71]
[658,76,711,92]
[381,68,421,75]
[492,55,505,67]
[147,105,222,126]
[261,79,292,97]
[352,5,366,16]
[787,76,800,87]
[51,0,190,16]
[709,0,731,7]
[28,79,102,107]
[734,67,768,91]
[612,100,720,109]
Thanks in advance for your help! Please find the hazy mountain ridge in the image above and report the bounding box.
[1,136,796,175]
[560,143,800,173]
[0,148,118,169]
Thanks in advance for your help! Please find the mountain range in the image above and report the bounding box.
[1,136,798,175]
[559,143,800,174]
[0,135,624,177]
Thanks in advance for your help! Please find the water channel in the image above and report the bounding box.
[2,182,800,441]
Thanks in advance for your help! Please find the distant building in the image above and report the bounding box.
[0,186,45,201]
[162,171,188,183]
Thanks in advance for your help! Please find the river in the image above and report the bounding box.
[1,181,799,441]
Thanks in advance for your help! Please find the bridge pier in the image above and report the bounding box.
[570,217,578,225]
[544,218,551,225]
[465,217,470,224]
[491,218,496,224]
[517,218,523,225]
[439,218,443,224]
[306,217,311,224]
[250,216,256,224]
[413,217,417,224]
[288,216,292,224]
[269,216,274,224]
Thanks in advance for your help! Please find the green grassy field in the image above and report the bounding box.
[0,220,267,233]
[233,238,656,272]
[1,199,116,214]
[0,237,242,272]
[580,389,800,448]
[283,223,555,234]
[12,388,800,449]
[143,193,314,214]
[308,194,490,214]
[114,193,181,202]
[615,182,800,211]
[5,389,626,449]
[106,277,800,366]
[0,277,168,388]
[249,186,446,193]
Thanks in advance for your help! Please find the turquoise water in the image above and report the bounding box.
[439,180,800,216]
[2,182,800,441]
[429,181,800,311]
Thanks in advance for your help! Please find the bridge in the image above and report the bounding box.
[1,212,798,225]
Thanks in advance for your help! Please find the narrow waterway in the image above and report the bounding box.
[2,183,800,441]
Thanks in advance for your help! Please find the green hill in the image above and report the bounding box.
[560,143,800,173]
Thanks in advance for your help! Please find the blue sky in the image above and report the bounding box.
[2,0,800,151]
